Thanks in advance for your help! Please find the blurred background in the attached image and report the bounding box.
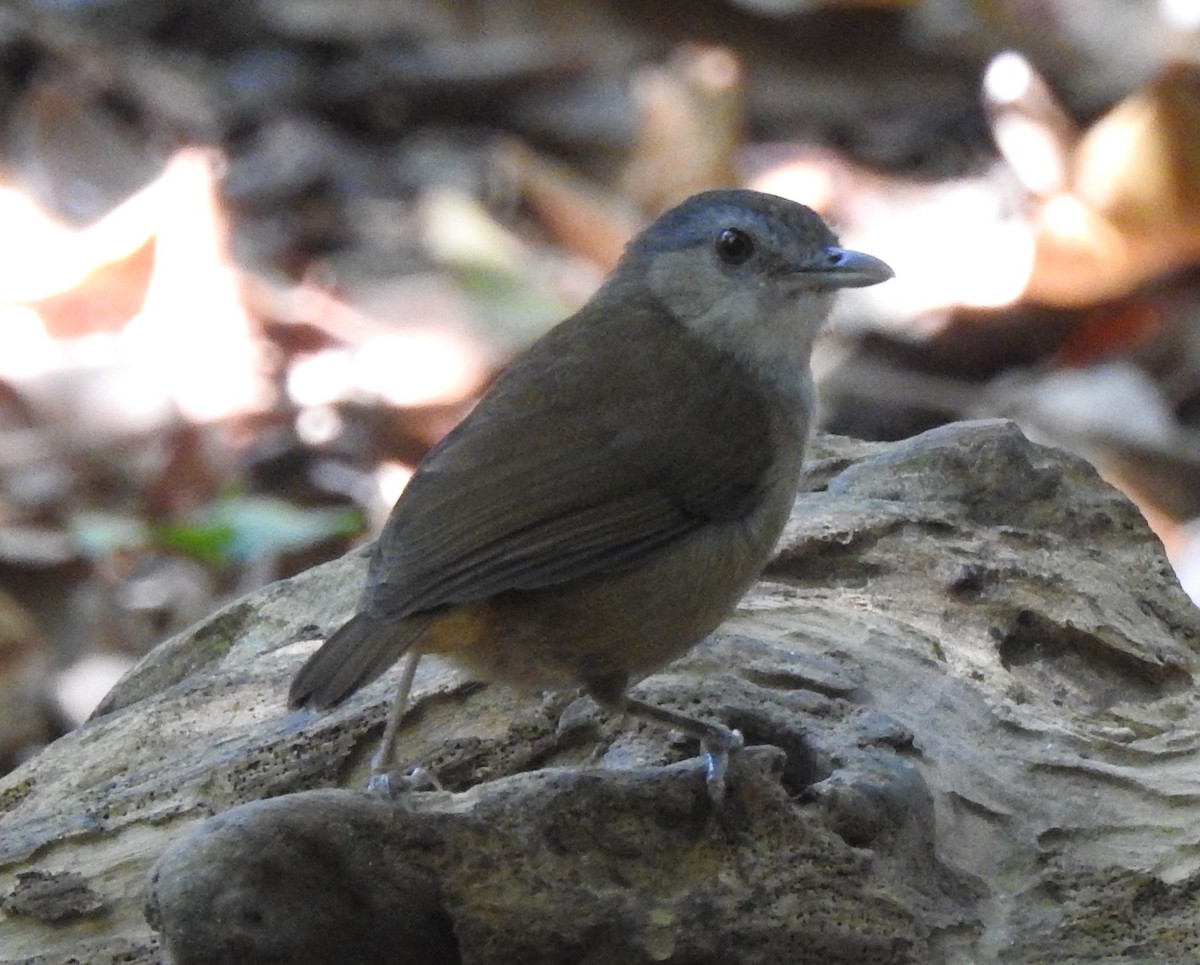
[1,0,1199,774]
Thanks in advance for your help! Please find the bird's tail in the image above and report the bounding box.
[288,612,431,709]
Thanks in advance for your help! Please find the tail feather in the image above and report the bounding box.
[288,612,429,709]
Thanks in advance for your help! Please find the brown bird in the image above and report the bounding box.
[289,189,893,799]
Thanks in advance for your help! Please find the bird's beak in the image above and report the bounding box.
[807,247,894,289]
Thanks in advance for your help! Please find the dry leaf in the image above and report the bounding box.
[620,44,744,215]
[1019,63,1200,306]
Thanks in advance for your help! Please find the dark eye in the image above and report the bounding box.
[714,227,754,265]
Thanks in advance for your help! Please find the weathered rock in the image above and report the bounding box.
[148,750,970,965]
[2,420,1199,963]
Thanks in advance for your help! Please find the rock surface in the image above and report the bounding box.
[2,420,1199,963]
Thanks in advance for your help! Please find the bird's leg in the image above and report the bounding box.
[589,680,743,803]
[618,695,744,803]
[367,646,426,795]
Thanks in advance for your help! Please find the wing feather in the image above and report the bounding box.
[360,298,776,621]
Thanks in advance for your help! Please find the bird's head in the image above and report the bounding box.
[615,189,893,389]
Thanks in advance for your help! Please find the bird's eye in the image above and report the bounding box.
[714,227,754,265]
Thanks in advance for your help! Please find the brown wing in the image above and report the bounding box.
[361,298,776,622]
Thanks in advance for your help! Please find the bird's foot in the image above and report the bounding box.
[593,686,746,805]
[701,726,744,805]
[366,759,442,797]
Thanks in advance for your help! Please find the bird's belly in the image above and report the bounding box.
[422,491,793,692]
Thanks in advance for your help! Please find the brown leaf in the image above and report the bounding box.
[1024,64,1200,306]
[620,45,745,216]
[497,141,637,272]
[30,237,156,338]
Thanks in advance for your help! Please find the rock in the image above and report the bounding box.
[147,752,969,965]
[2,420,1199,963]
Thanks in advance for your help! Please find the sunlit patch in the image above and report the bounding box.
[287,349,355,407]
[1166,521,1200,606]
[354,330,482,407]
[844,179,1035,316]
[1160,0,1200,29]
[983,50,1035,106]
[54,652,135,727]
[748,159,835,214]
[0,148,274,422]
[750,150,1033,316]
[295,404,343,446]
[1071,95,1157,217]
[120,150,274,422]
[991,113,1067,196]
[373,460,414,528]
[1039,193,1103,246]
[0,307,57,379]
[0,177,154,304]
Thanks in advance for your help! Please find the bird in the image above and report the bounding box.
[289,188,893,800]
